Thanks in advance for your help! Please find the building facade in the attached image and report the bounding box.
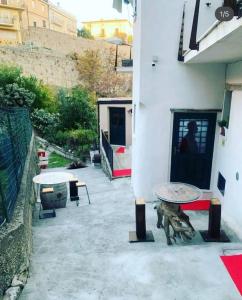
[82,19,133,44]
[0,0,77,45]
[48,2,76,36]
[0,0,24,45]
[21,0,49,30]
[22,0,77,36]
[130,0,242,238]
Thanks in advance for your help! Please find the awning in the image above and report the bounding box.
[113,0,133,13]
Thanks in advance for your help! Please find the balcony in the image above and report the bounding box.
[180,0,242,63]
[0,16,14,27]
[116,59,133,73]
[0,0,24,9]
[51,16,64,27]
[184,17,242,63]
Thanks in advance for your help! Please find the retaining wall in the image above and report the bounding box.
[0,135,38,296]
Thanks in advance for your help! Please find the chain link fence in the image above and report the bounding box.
[0,108,32,224]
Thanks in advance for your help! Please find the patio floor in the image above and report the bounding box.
[20,166,242,300]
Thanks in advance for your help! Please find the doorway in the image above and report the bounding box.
[170,112,217,189]
[109,107,126,146]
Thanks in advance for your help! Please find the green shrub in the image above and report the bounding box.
[55,128,97,155]
[0,83,35,108]
[19,76,57,112]
[0,65,55,112]
[31,109,60,141]
[0,65,21,86]
[58,87,97,131]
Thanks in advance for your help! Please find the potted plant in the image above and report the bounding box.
[217,120,228,136]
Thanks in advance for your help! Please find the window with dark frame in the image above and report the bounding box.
[178,118,209,154]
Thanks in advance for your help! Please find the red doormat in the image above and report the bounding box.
[220,255,242,295]
[113,169,131,177]
[180,200,211,211]
[116,146,126,154]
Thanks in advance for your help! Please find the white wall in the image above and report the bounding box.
[212,90,242,238]
[132,0,226,201]
[227,61,242,85]
[211,60,242,237]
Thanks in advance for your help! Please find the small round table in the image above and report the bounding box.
[33,172,75,185]
[33,172,75,210]
[154,182,201,245]
[154,182,201,205]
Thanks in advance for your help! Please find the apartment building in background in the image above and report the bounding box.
[22,0,77,36]
[0,0,24,45]
[48,2,76,36]
[0,0,77,45]
[21,0,49,30]
[82,19,133,44]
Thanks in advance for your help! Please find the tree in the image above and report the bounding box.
[77,27,94,39]
[72,49,132,97]
[57,87,97,131]
[0,65,56,111]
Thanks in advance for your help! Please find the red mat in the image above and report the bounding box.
[180,200,211,211]
[221,255,242,295]
[113,169,131,177]
[116,147,125,154]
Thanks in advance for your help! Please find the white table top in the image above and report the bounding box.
[33,172,75,185]
[154,182,201,204]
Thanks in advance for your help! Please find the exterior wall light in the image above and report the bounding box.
[152,56,159,67]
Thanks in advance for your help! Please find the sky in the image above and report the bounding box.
[54,0,133,27]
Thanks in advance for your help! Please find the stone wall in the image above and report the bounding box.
[0,46,80,88]
[0,28,131,88]
[0,135,37,297]
[21,27,131,57]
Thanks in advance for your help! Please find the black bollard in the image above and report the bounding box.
[129,198,154,243]
[69,179,79,201]
[200,198,230,242]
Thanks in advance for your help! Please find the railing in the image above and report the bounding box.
[0,108,32,224]
[101,130,113,171]
[188,0,242,52]
[0,0,24,7]
[122,59,133,67]
[0,16,14,26]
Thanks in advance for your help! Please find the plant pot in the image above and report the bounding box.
[220,126,225,136]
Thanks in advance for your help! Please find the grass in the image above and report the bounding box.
[48,152,72,168]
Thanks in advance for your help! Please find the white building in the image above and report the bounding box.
[114,0,242,238]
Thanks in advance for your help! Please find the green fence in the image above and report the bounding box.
[0,108,32,224]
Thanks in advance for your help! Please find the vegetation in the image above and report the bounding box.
[71,49,132,97]
[77,27,94,40]
[48,152,71,168]
[0,65,56,111]
[0,47,131,156]
[0,65,97,157]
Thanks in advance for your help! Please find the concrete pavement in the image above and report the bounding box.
[20,166,242,300]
